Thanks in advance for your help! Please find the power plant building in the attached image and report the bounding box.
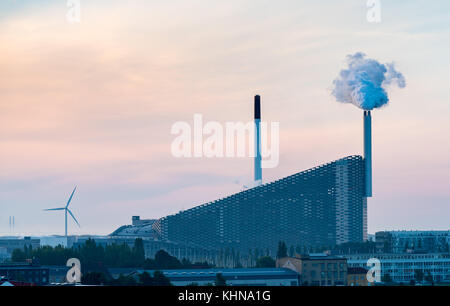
[151,95,371,255]
[154,155,367,254]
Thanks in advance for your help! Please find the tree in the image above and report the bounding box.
[142,258,157,269]
[154,250,182,269]
[255,256,276,268]
[414,269,424,283]
[104,242,133,267]
[82,272,108,285]
[215,273,227,286]
[276,241,288,259]
[138,271,153,286]
[11,248,26,262]
[153,271,172,286]
[181,258,191,268]
[132,238,146,267]
[289,245,295,257]
[110,274,137,286]
[78,239,105,272]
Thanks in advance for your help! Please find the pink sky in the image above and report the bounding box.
[0,1,449,236]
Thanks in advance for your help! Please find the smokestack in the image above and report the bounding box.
[254,95,262,185]
[364,111,372,197]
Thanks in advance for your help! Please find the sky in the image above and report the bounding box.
[0,0,449,236]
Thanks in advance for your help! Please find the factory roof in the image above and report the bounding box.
[131,268,298,281]
[109,223,156,237]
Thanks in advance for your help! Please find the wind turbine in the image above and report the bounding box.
[44,187,80,238]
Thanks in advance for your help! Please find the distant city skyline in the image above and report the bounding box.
[0,0,449,236]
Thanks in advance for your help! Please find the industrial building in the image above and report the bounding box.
[154,155,367,254]
[0,262,49,286]
[276,254,348,286]
[347,267,369,286]
[112,95,372,257]
[151,96,371,254]
[97,94,373,263]
[129,268,299,286]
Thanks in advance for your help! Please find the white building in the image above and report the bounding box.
[346,253,450,284]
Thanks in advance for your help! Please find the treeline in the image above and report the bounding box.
[11,238,377,272]
[81,271,228,286]
[11,238,212,271]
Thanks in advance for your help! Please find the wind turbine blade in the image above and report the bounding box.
[67,209,80,227]
[66,186,77,208]
[44,207,65,211]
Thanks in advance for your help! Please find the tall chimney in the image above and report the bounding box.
[364,111,372,197]
[254,95,262,185]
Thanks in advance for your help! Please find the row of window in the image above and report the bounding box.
[310,271,346,279]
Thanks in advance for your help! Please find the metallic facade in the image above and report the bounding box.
[363,111,372,197]
[155,155,367,253]
[254,95,262,184]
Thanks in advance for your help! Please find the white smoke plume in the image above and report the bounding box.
[332,52,406,110]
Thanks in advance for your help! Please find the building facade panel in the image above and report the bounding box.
[157,156,366,253]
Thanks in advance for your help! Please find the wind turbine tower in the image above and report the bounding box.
[44,187,80,238]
